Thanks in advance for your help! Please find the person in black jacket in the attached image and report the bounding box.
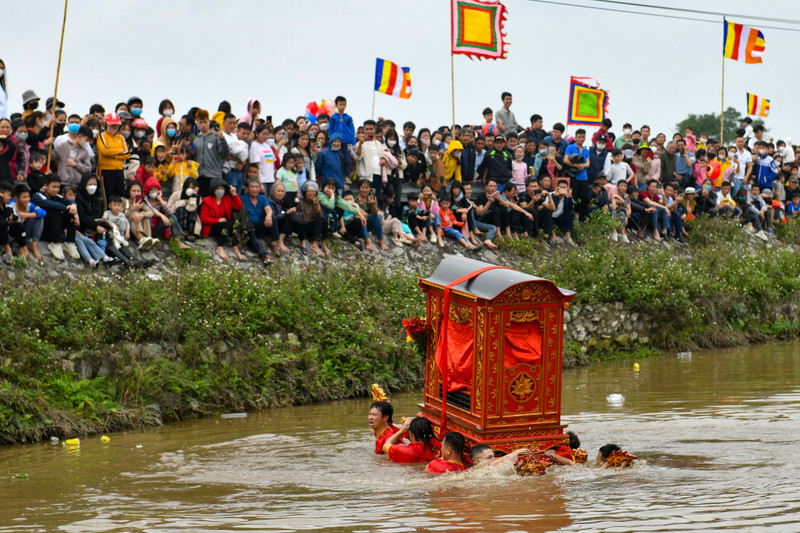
[478,136,513,190]
[76,173,105,235]
[30,174,79,260]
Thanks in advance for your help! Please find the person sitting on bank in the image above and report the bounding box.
[369,400,400,455]
[382,417,438,463]
[425,431,468,474]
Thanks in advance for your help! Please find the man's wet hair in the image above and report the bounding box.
[599,443,621,461]
[470,444,492,462]
[567,431,580,449]
[442,431,465,455]
[370,401,393,424]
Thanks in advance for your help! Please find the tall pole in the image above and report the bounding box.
[720,53,725,145]
[46,0,69,170]
[450,52,456,130]
[371,90,376,121]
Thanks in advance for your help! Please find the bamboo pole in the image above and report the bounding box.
[46,0,69,170]
[720,52,725,145]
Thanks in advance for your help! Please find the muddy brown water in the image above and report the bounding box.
[1,344,799,532]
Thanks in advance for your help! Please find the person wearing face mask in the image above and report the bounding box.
[199,178,244,261]
[588,134,611,184]
[127,96,144,121]
[154,116,179,157]
[383,129,406,217]
[53,126,93,189]
[614,123,634,149]
[442,139,464,190]
[75,174,107,236]
[315,132,345,194]
[155,98,175,140]
[97,112,131,207]
[168,177,201,242]
[131,118,149,148]
[754,140,778,190]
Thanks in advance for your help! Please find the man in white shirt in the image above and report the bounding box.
[353,119,387,195]
[732,135,753,196]
[495,92,521,135]
[221,113,249,194]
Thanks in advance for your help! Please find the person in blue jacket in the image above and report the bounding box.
[315,132,345,193]
[329,96,355,177]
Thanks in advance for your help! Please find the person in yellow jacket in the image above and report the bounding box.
[442,140,464,185]
[96,112,130,207]
[167,145,199,193]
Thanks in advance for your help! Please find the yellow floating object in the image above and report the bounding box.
[633,363,640,371]
[371,384,389,402]
[100,436,110,443]
[64,438,80,447]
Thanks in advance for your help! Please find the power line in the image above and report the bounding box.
[524,0,800,33]
[586,0,800,26]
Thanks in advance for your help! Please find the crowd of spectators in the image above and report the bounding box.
[0,89,793,266]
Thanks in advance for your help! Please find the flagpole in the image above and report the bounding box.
[47,0,69,170]
[720,52,725,145]
[450,52,456,130]
[371,90,376,121]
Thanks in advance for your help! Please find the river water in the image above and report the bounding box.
[1,343,799,532]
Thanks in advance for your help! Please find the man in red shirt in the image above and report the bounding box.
[639,179,670,241]
[425,431,468,474]
[369,401,400,454]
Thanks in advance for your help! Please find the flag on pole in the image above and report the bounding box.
[567,77,608,126]
[746,92,770,117]
[374,58,412,99]
[451,0,509,60]
[723,18,765,64]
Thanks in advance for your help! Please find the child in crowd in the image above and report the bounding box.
[417,184,441,245]
[153,145,171,195]
[135,156,156,189]
[607,149,634,186]
[329,96,355,177]
[11,183,45,261]
[26,151,48,194]
[428,144,445,196]
[339,189,367,249]
[101,195,154,268]
[439,196,477,250]
[786,193,800,217]
[0,182,26,264]
[510,145,528,194]
[609,179,631,243]
[377,194,413,246]
[425,431,467,474]
[276,153,299,207]
[167,145,199,193]
[403,192,430,242]
[124,180,156,250]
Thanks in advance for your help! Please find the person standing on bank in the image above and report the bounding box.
[193,109,229,198]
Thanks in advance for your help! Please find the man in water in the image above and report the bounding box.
[368,401,400,454]
[470,445,530,468]
[382,417,438,463]
[425,431,468,474]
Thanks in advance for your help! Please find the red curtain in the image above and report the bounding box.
[445,321,474,392]
[503,320,543,368]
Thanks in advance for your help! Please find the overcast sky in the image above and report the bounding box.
[3,0,798,143]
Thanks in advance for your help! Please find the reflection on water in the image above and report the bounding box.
[1,344,799,532]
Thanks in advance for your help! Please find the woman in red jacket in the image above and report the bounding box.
[199,178,244,261]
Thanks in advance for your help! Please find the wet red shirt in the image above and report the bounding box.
[425,459,468,474]
[387,441,434,463]
[553,444,573,460]
[374,426,398,455]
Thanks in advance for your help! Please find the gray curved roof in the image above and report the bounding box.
[420,255,575,301]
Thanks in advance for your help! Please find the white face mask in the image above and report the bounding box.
[700,138,708,144]
[86,185,97,195]
[453,150,462,158]
[185,189,195,197]
[432,139,441,146]
[387,140,397,148]
[148,191,159,199]
[134,130,145,139]
[319,123,329,131]
[728,151,736,158]
[163,109,174,117]
[759,149,766,155]
[215,189,225,199]
[597,143,606,150]
[331,145,340,151]
[0,69,4,77]
[623,129,632,135]
[92,129,100,138]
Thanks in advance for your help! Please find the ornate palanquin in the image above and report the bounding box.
[418,256,576,453]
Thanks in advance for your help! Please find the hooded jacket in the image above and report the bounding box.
[53,138,91,188]
[193,130,229,178]
[199,177,242,237]
[76,174,105,233]
[238,99,259,127]
[442,141,463,183]
[315,132,345,188]
[153,117,178,153]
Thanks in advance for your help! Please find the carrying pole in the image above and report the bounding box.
[720,52,725,145]
[371,90,376,121]
[46,0,69,170]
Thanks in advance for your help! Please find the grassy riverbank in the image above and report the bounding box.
[3,215,800,444]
